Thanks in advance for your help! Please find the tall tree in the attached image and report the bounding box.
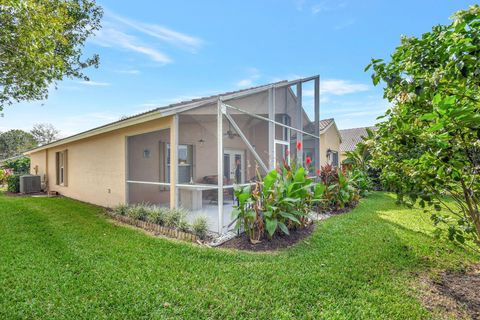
[0,129,37,159]
[31,123,59,146]
[367,5,480,245]
[0,0,103,110]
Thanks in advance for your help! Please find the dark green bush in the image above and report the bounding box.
[2,157,30,174]
[7,174,20,193]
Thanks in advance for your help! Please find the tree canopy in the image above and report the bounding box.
[0,129,37,159]
[0,0,102,110]
[31,123,59,146]
[367,5,480,245]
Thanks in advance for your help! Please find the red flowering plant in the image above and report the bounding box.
[234,140,326,241]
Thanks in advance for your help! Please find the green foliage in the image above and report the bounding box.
[318,164,359,210]
[234,159,324,241]
[367,5,480,245]
[191,217,208,239]
[127,204,149,221]
[1,192,478,319]
[1,156,30,174]
[6,174,20,193]
[348,168,372,197]
[113,204,129,216]
[0,130,37,159]
[117,203,194,235]
[145,206,168,225]
[0,0,103,109]
[164,208,188,229]
[0,169,10,185]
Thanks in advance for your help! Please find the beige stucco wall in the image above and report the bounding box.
[29,116,174,208]
[29,150,47,180]
[320,124,341,166]
[340,151,348,163]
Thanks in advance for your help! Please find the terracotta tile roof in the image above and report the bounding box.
[303,118,334,133]
[339,126,376,152]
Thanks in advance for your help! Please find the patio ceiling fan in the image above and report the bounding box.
[224,122,239,139]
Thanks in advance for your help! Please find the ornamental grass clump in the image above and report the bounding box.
[164,207,188,229]
[127,203,149,221]
[113,204,129,216]
[192,217,208,239]
[145,206,167,225]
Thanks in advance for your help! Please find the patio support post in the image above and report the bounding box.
[296,83,303,164]
[268,87,275,169]
[170,115,179,209]
[222,108,269,173]
[217,99,224,234]
[314,76,320,169]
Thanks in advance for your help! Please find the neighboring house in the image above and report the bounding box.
[25,76,324,234]
[304,118,342,167]
[339,126,376,162]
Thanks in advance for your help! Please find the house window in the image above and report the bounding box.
[166,144,193,183]
[329,150,339,167]
[56,150,67,186]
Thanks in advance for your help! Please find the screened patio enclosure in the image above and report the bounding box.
[126,76,320,234]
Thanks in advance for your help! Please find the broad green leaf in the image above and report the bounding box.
[265,218,278,237]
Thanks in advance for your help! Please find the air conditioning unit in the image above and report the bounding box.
[20,175,41,194]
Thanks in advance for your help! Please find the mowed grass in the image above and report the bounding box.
[0,192,477,319]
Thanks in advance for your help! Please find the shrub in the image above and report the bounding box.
[2,157,30,174]
[127,204,148,221]
[233,155,325,241]
[0,169,10,185]
[348,168,372,197]
[6,174,20,193]
[113,204,129,216]
[164,208,188,229]
[145,206,167,225]
[192,217,208,239]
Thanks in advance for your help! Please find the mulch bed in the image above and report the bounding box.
[420,263,480,319]
[220,203,358,252]
[219,223,316,252]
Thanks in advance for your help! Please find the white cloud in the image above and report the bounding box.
[311,1,347,14]
[77,80,111,86]
[91,10,204,64]
[294,0,306,11]
[115,69,140,75]
[320,79,369,95]
[108,12,203,52]
[236,67,261,87]
[334,19,355,30]
[93,28,172,64]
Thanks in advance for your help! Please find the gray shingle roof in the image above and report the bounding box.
[339,126,376,152]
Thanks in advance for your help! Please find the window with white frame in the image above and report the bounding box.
[166,144,194,183]
[56,150,67,186]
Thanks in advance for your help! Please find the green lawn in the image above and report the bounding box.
[0,192,477,319]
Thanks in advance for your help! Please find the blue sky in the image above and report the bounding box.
[1,0,475,137]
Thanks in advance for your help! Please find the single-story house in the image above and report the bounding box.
[25,75,339,234]
[339,126,376,162]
